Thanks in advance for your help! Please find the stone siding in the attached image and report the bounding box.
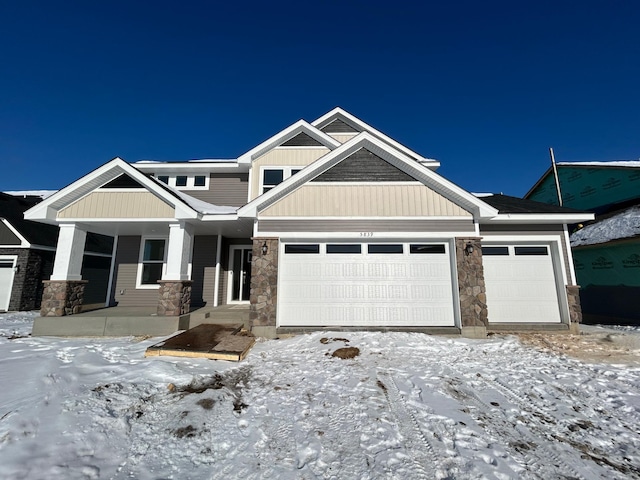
[250,238,279,327]
[40,280,88,316]
[157,280,192,316]
[566,285,582,324]
[455,237,488,327]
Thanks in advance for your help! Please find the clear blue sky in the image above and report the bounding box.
[1,1,639,196]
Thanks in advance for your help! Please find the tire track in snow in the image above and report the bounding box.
[441,366,594,480]
[377,371,444,479]
[478,371,640,478]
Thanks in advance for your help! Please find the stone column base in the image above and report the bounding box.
[40,280,88,317]
[461,326,487,339]
[566,285,582,325]
[157,280,192,316]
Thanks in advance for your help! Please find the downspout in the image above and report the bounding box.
[213,234,222,307]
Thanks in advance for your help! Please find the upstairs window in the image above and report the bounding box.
[153,174,209,190]
[261,167,304,194]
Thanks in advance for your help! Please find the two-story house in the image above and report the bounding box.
[25,108,592,338]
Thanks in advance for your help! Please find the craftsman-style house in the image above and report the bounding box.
[25,108,592,337]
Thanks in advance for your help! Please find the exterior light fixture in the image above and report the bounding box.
[262,241,268,255]
[464,243,474,256]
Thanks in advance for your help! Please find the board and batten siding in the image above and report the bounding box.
[327,133,358,144]
[479,224,572,285]
[110,236,158,307]
[59,192,174,219]
[258,218,475,233]
[260,184,472,217]
[182,173,249,207]
[250,148,330,200]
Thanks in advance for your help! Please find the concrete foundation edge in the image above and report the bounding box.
[251,326,277,339]
[461,326,487,339]
[32,316,183,337]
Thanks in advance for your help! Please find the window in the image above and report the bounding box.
[262,169,284,193]
[410,244,446,254]
[368,244,403,254]
[139,238,166,287]
[481,246,509,256]
[515,246,548,256]
[158,175,169,184]
[194,175,207,187]
[176,176,188,187]
[284,244,320,254]
[260,167,304,194]
[327,244,361,254]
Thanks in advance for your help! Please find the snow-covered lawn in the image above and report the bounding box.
[1,312,639,480]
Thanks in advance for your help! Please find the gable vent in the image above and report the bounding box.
[100,174,144,189]
[312,148,415,182]
[320,118,359,133]
[280,132,325,147]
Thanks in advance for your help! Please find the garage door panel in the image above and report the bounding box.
[279,243,455,327]
[483,245,561,324]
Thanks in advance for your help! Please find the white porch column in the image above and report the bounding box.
[163,222,194,281]
[51,224,87,281]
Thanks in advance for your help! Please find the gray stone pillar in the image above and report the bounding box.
[566,285,582,333]
[40,280,88,316]
[157,280,192,316]
[455,237,488,338]
[249,238,279,338]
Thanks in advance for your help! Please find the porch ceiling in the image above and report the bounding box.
[71,217,254,238]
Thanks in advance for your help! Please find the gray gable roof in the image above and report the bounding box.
[481,194,588,214]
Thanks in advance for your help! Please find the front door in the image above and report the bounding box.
[0,256,17,312]
[228,246,252,303]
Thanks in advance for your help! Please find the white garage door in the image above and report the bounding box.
[278,242,455,327]
[482,245,561,323]
[0,256,17,312]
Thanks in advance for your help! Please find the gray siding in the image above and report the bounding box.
[0,222,21,245]
[312,148,414,182]
[320,118,359,133]
[258,218,475,233]
[111,236,158,307]
[183,173,249,207]
[281,132,324,147]
[191,236,218,307]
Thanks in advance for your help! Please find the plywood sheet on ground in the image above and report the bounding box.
[145,323,254,361]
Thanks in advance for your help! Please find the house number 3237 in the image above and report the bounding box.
[359,232,374,237]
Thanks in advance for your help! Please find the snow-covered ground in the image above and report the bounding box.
[1,312,639,480]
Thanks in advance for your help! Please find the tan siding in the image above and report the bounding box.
[328,133,357,143]
[261,184,472,217]
[111,236,158,307]
[59,192,174,219]
[258,218,475,233]
[250,148,330,200]
[182,173,249,207]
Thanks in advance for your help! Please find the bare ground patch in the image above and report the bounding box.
[514,331,640,364]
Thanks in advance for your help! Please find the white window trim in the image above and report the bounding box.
[136,236,168,289]
[155,174,210,190]
[259,166,303,194]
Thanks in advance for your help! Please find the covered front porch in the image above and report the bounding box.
[32,304,250,337]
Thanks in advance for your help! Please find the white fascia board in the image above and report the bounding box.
[481,213,595,224]
[237,120,341,164]
[134,162,246,174]
[258,231,470,240]
[238,132,498,219]
[311,107,440,168]
[1,219,30,247]
[25,157,198,222]
[200,214,239,222]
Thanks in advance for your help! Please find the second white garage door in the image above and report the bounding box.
[278,242,456,327]
[482,245,562,323]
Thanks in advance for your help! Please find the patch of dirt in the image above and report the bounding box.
[174,367,251,413]
[320,337,350,344]
[332,347,360,359]
[173,425,198,438]
[196,398,215,410]
[515,331,640,364]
